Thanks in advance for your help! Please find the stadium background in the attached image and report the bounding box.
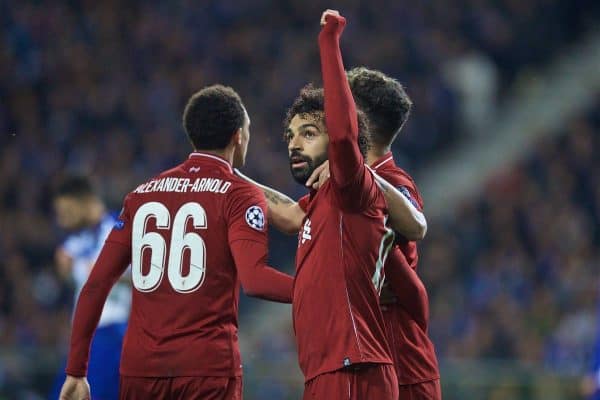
[1,1,600,399]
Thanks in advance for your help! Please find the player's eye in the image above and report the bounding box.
[303,130,315,139]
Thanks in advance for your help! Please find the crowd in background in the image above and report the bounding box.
[425,101,600,374]
[1,0,599,397]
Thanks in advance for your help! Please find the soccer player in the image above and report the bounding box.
[347,67,441,399]
[239,48,441,400]
[51,175,130,400]
[59,85,294,400]
[289,10,400,399]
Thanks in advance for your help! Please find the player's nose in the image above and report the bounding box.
[287,134,302,152]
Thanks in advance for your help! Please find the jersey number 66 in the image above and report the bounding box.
[131,202,207,294]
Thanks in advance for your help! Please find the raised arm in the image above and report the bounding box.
[235,168,305,235]
[318,10,362,188]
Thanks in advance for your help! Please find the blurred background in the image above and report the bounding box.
[1,1,600,399]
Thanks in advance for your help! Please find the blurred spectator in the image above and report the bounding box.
[443,48,498,135]
[581,294,600,399]
[422,102,600,375]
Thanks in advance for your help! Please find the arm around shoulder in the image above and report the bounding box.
[234,168,305,234]
[226,186,294,303]
[374,173,427,241]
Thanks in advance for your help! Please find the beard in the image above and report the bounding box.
[289,150,328,186]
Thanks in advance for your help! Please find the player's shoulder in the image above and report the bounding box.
[380,165,420,193]
[374,162,424,210]
[221,174,267,228]
[226,173,265,202]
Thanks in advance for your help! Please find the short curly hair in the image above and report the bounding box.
[347,67,412,146]
[183,85,245,150]
[283,84,370,158]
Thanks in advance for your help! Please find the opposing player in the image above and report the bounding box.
[59,85,294,400]
[288,10,400,399]
[51,175,130,400]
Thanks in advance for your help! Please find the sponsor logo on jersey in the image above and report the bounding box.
[189,167,201,173]
[245,206,265,231]
[300,218,312,244]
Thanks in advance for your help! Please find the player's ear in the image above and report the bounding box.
[232,128,242,146]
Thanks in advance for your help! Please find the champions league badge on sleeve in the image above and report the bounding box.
[398,186,419,209]
[245,206,265,231]
[113,207,126,230]
[114,219,125,230]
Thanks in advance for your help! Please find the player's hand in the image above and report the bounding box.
[59,375,91,400]
[306,160,330,189]
[319,9,346,36]
[379,282,398,307]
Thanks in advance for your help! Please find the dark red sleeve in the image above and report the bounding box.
[377,170,424,211]
[227,185,293,303]
[319,15,379,212]
[384,247,428,330]
[298,194,310,212]
[230,240,293,303]
[227,186,269,245]
[65,241,131,376]
[106,193,133,248]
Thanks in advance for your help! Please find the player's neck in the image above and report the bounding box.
[366,144,391,166]
[194,148,234,166]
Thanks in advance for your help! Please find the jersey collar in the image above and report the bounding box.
[370,151,395,171]
[187,152,233,173]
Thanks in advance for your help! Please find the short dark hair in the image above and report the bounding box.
[54,175,95,199]
[182,85,245,150]
[347,67,412,146]
[283,84,370,158]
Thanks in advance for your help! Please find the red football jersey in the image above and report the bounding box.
[372,152,440,385]
[292,18,395,383]
[294,177,395,381]
[65,152,293,378]
[371,152,423,270]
